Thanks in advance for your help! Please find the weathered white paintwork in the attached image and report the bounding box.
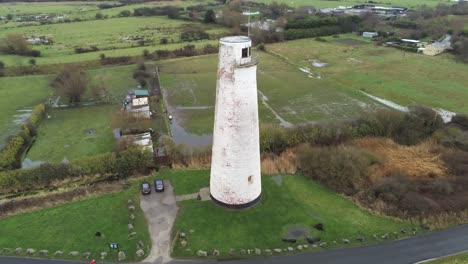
[210,36,261,207]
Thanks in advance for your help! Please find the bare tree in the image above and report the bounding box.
[52,65,88,105]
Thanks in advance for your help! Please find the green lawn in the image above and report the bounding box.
[171,170,414,257]
[0,74,51,148]
[158,168,210,195]
[428,252,468,264]
[25,105,117,163]
[0,181,151,261]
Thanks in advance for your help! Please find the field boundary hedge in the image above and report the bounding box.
[0,147,153,195]
[0,103,46,171]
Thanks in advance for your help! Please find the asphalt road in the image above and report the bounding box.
[1,224,467,264]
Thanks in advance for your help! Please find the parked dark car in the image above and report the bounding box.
[154,179,164,192]
[141,182,151,195]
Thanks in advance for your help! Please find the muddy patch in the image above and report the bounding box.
[112,128,121,139]
[347,58,363,63]
[334,38,368,46]
[284,225,310,239]
[85,129,96,135]
[271,175,283,186]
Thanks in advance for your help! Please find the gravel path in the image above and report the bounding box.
[140,180,178,264]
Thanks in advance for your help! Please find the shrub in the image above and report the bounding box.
[257,43,266,51]
[0,135,25,170]
[75,45,99,54]
[297,144,371,194]
[430,179,453,195]
[180,28,209,42]
[29,103,46,127]
[30,50,41,57]
[119,10,132,17]
[0,103,46,171]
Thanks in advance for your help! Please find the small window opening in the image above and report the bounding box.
[248,175,253,184]
[242,47,250,58]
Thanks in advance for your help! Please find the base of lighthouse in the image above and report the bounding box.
[210,192,262,209]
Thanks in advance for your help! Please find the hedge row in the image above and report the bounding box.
[0,104,46,171]
[0,147,153,195]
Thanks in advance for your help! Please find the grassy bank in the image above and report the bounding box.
[170,170,415,257]
[0,181,151,261]
[428,252,468,264]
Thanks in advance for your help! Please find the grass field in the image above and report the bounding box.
[0,15,227,66]
[0,180,151,261]
[25,105,117,163]
[170,170,414,257]
[159,51,374,135]
[0,0,215,20]
[267,36,468,113]
[251,0,452,8]
[0,1,105,17]
[428,252,468,264]
[0,74,50,148]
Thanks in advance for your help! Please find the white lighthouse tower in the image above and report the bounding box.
[210,36,261,208]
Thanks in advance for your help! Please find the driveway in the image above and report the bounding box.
[140,180,178,264]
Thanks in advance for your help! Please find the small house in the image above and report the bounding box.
[121,132,153,153]
[134,89,149,98]
[362,32,378,38]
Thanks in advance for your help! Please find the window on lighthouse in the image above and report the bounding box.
[242,47,250,58]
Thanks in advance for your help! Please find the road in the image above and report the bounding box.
[1,224,467,264]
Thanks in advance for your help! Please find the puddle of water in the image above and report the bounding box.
[13,113,32,125]
[361,91,409,112]
[113,128,121,139]
[162,90,213,147]
[311,60,328,68]
[22,158,46,169]
[258,90,293,128]
[361,91,456,123]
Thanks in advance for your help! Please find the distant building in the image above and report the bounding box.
[418,35,452,56]
[124,89,151,119]
[362,32,379,38]
[319,4,406,18]
[401,39,420,47]
[121,132,153,153]
[134,89,149,98]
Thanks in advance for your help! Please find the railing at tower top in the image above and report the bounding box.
[235,54,259,68]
